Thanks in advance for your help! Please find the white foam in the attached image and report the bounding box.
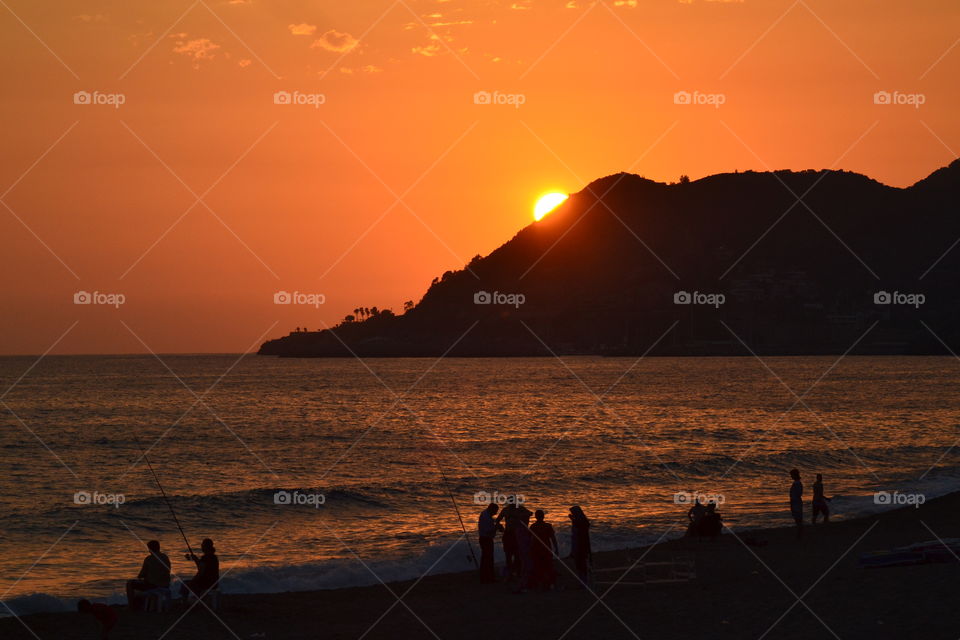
[6,473,959,617]
[223,535,480,594]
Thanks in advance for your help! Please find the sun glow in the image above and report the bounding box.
[533,192,568,221]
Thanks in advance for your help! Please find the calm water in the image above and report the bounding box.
[2,355,959,614]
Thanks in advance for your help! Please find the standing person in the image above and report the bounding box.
[125,540,171,609]
[812,473,831,524]
[77,600,118,639]
[568,505,592,587]
[496,497,528,579]
[180,538,220,600]
[478,503,502,583]
[529,509,559,591]
[512,501,535,593]
[789,469,804,538]
[496,500,518,578]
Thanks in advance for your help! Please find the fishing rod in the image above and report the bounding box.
[428,446,479,569]
[131,428,196,559]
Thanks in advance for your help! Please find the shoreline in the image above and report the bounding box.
[4,490,958,639]
[6,479,955,614]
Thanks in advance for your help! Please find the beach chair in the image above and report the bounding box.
[143,587,172,612]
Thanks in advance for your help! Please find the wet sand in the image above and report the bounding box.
[4,492,958,639]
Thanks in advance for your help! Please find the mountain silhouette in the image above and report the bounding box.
[259,160,960,357]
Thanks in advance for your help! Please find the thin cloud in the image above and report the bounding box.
[340,64,383,74]
[311,29,359,53]
[288,23,317,36]
[412,34,443,57]
[172,36,221,64]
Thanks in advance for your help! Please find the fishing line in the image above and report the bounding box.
[434,458,479,568]
[131,428,195,559]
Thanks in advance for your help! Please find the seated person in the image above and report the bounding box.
[180,538,220,599]
[697,502,724,539]
[686,499,706,537]
[125,540,171,610]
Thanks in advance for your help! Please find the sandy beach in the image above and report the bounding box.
[4,491,958,640]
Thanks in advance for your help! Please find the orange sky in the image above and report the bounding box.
[1,0,957,354]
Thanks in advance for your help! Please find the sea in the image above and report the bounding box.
[2,355,959,615]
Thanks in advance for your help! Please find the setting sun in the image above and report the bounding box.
[533,193,568,221]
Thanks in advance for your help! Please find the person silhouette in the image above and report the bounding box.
[699,501,723,539]
[789,469,804,537]
[180,538,219,600]
[496,497,530,579]
[812,473,831,524]
[512,501,534,593]
[529,509,559,591]
[686,498,706,537]
[477,503,502,583]
[568,505,592,587]
[496,499,519,578]
[126,539,171,610]
[77,599,118,639]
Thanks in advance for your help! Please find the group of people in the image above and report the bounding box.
[477,499,592,593]
[684,499,724,538]
[685,469,834,541]
[78,538,220,639]
[790,469,832,536]
[476,469,833,597]
[78,472,835,636]
[684,469,835,545]
[687,469,833,538]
